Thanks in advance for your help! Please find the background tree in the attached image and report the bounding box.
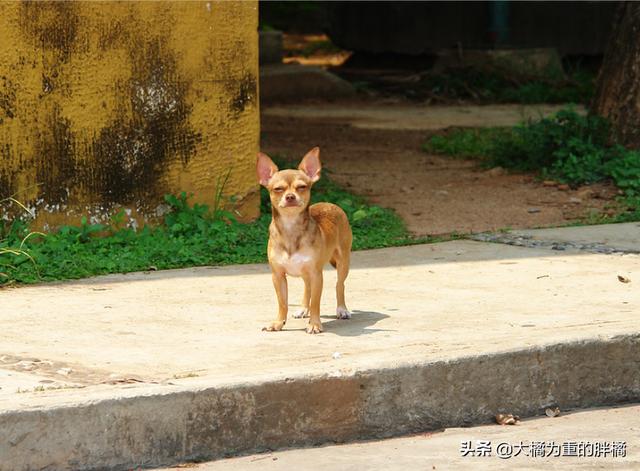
[592,2,640,148]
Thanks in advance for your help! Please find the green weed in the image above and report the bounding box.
[1,160,415,285]
[0,197,42,283]
[424,128,510,159]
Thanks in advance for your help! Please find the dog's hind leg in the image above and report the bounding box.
[335,250,351,319]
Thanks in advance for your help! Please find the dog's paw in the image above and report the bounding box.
[293,307,309,319]
[262,320,286,332]
[306,320,323,334]
[336,307,352,320]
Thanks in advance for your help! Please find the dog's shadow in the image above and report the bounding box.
[319,310,392,336]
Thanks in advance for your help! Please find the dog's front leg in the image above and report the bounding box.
[305,270,323,334]
[264,270,288,331]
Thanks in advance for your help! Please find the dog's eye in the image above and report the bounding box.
[273,187,285,193]
[296,185,307,191]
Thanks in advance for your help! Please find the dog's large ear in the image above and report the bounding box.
[257,152,279,187]
[298,147,321,182]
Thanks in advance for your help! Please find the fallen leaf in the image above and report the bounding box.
[545,407,561,417]
[618,275,631,283]
[495,413,520,425]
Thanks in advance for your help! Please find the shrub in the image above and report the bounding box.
[423,108,640,202]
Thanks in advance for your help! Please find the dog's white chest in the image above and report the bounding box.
[274,251,312,277]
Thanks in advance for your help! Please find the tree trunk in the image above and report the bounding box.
[592,2,640,148]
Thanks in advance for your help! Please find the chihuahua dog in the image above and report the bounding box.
[257,147,352,334]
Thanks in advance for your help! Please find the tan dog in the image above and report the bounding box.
[257,147,352,334]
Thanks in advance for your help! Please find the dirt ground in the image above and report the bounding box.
[260,108,619,236]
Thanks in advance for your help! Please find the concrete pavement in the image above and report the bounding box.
[1,224,639,470]
[159,404,640,470]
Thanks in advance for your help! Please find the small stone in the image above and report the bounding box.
[486,166,506,177]
[557,184,570,191]
[545,407,561,417]
[576,187,594,199]
[495,413,520,425]
[56,367,73,376]
[332,352,342,360]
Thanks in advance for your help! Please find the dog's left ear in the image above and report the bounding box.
[298,147,321,182]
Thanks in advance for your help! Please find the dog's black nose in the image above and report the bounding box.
[285,193,296,202]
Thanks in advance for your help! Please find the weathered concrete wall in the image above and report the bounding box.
[0,1,259,228]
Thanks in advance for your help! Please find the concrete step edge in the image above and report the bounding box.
[2,334,639,471]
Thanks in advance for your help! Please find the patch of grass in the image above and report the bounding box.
[1,159,417,285]
[424,128,510,159]
[423,108,640,221]
[420,68,595,105]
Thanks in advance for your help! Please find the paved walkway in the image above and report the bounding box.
[1,236,638,409]
[160,404,640,470]
[1,223,639,470]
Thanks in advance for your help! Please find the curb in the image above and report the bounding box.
[2,334,639,470]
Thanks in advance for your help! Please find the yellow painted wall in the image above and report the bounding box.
[0,1,260,228]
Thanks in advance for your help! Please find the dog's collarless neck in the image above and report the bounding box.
[272,209,310,233]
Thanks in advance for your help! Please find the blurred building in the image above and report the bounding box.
[288,1,616,57]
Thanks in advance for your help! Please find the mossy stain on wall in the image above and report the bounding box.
[20,1,79,59]
[91,37,202,204]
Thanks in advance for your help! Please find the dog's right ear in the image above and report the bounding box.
[257,152,279,187]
